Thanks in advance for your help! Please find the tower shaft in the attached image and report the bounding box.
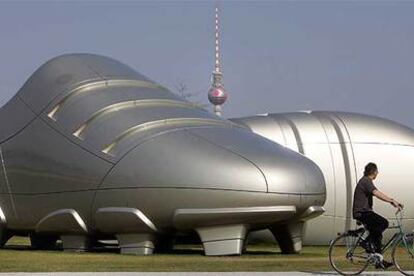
[207,2,228,116]
[214,6,221,74]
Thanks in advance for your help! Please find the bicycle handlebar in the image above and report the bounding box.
[395,204,404,214]
[394,208,405,229]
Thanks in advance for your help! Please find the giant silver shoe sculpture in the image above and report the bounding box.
[0,54,326,256]
[231,112,414,246]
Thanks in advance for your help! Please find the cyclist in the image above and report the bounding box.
[352,162,404,269]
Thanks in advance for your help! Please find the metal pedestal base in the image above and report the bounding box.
[196,224,247,256]
[61,235,90,252]
[270,222,304,254]
[116,233,155,255]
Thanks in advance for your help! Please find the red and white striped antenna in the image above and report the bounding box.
[208,1,228,116]
[214,4,221,74]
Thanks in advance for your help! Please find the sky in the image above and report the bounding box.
[0,0,414,127]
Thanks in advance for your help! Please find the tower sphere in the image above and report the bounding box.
[208,86,228,105]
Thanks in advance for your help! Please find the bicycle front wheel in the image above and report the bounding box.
[392,233,414,276]
[329,233,369,275]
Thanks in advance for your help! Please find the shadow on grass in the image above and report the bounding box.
[303,272,337,275]
[2,243,120,254]
[2,244,284,257]
[2,245,33,251]
[3,237,310,257]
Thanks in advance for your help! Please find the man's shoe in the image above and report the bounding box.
[375,262,385,269]
[375,260,393,270]
[382,260,394,269]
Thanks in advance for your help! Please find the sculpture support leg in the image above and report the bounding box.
[30,233,58,250]
[0,229,11,248]
[61,235,90,252]
[155,235,175,253]
[270,221,304,254]
[116,233,155,255]
[196,224,247,256]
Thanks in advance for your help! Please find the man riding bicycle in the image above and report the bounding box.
[352,162,404,269]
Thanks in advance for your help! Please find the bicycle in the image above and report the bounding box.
[329,209,414,275]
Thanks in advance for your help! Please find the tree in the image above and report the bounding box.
[174,81,209,109]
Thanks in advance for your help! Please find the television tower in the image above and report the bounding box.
[207,3,228,116]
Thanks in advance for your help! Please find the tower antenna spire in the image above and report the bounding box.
[214,3,221,73]
[208,1,228,116]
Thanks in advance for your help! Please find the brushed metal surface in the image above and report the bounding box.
[61,235,90,252]
[100,128,269,192]
[17,54,150,114]
[1,118,112,194]
[10,191,95,231]
[0,206,6,246]
[54,86,181,133]
[92,188,303,232]
[72,99,201,139]
[299,206,325,221]
[100,118,230,155]
[0,97,36,143]
[95,207,157,233]
[0,207,5,224]
[173,206,296,229]
[47,79,166,121]
[0,54,326,255]
[36,209,88,234]
[196,224,247,256]
[187,127,326,195]
[116,233,156,255]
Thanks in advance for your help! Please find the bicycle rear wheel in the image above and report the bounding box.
[392,233,414,276]
[329,233,369,275]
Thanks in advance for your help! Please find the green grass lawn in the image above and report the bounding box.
[0,236,410,272]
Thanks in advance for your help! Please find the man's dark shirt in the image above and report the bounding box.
[352,176,378,218]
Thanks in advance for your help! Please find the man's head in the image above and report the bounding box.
[364,162,378,179]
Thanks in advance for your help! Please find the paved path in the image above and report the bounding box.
[0,272,410,276]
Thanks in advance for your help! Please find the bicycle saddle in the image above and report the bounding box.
[356,220,369,227]
[348,227,365,236]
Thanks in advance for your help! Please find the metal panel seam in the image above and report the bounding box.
[38,115,115,164]
[334,114,359,231]
[267,115,289,146]
[88,125,243,223]
[0,146,17,218]
[1,186,324,196]
[114,125,242,163]
[76,55,105,80]
[185,129,269,193]
[73,99,204,139]
[102,118,235,155]
[310,112,337,236]
[326,114,353,233]
[0,96,38,145]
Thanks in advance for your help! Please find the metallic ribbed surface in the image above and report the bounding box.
[0,54,325,255]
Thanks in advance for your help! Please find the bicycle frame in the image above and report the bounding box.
[381,210,407,254]
[329,209,414,275]
[348,210,406,257]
